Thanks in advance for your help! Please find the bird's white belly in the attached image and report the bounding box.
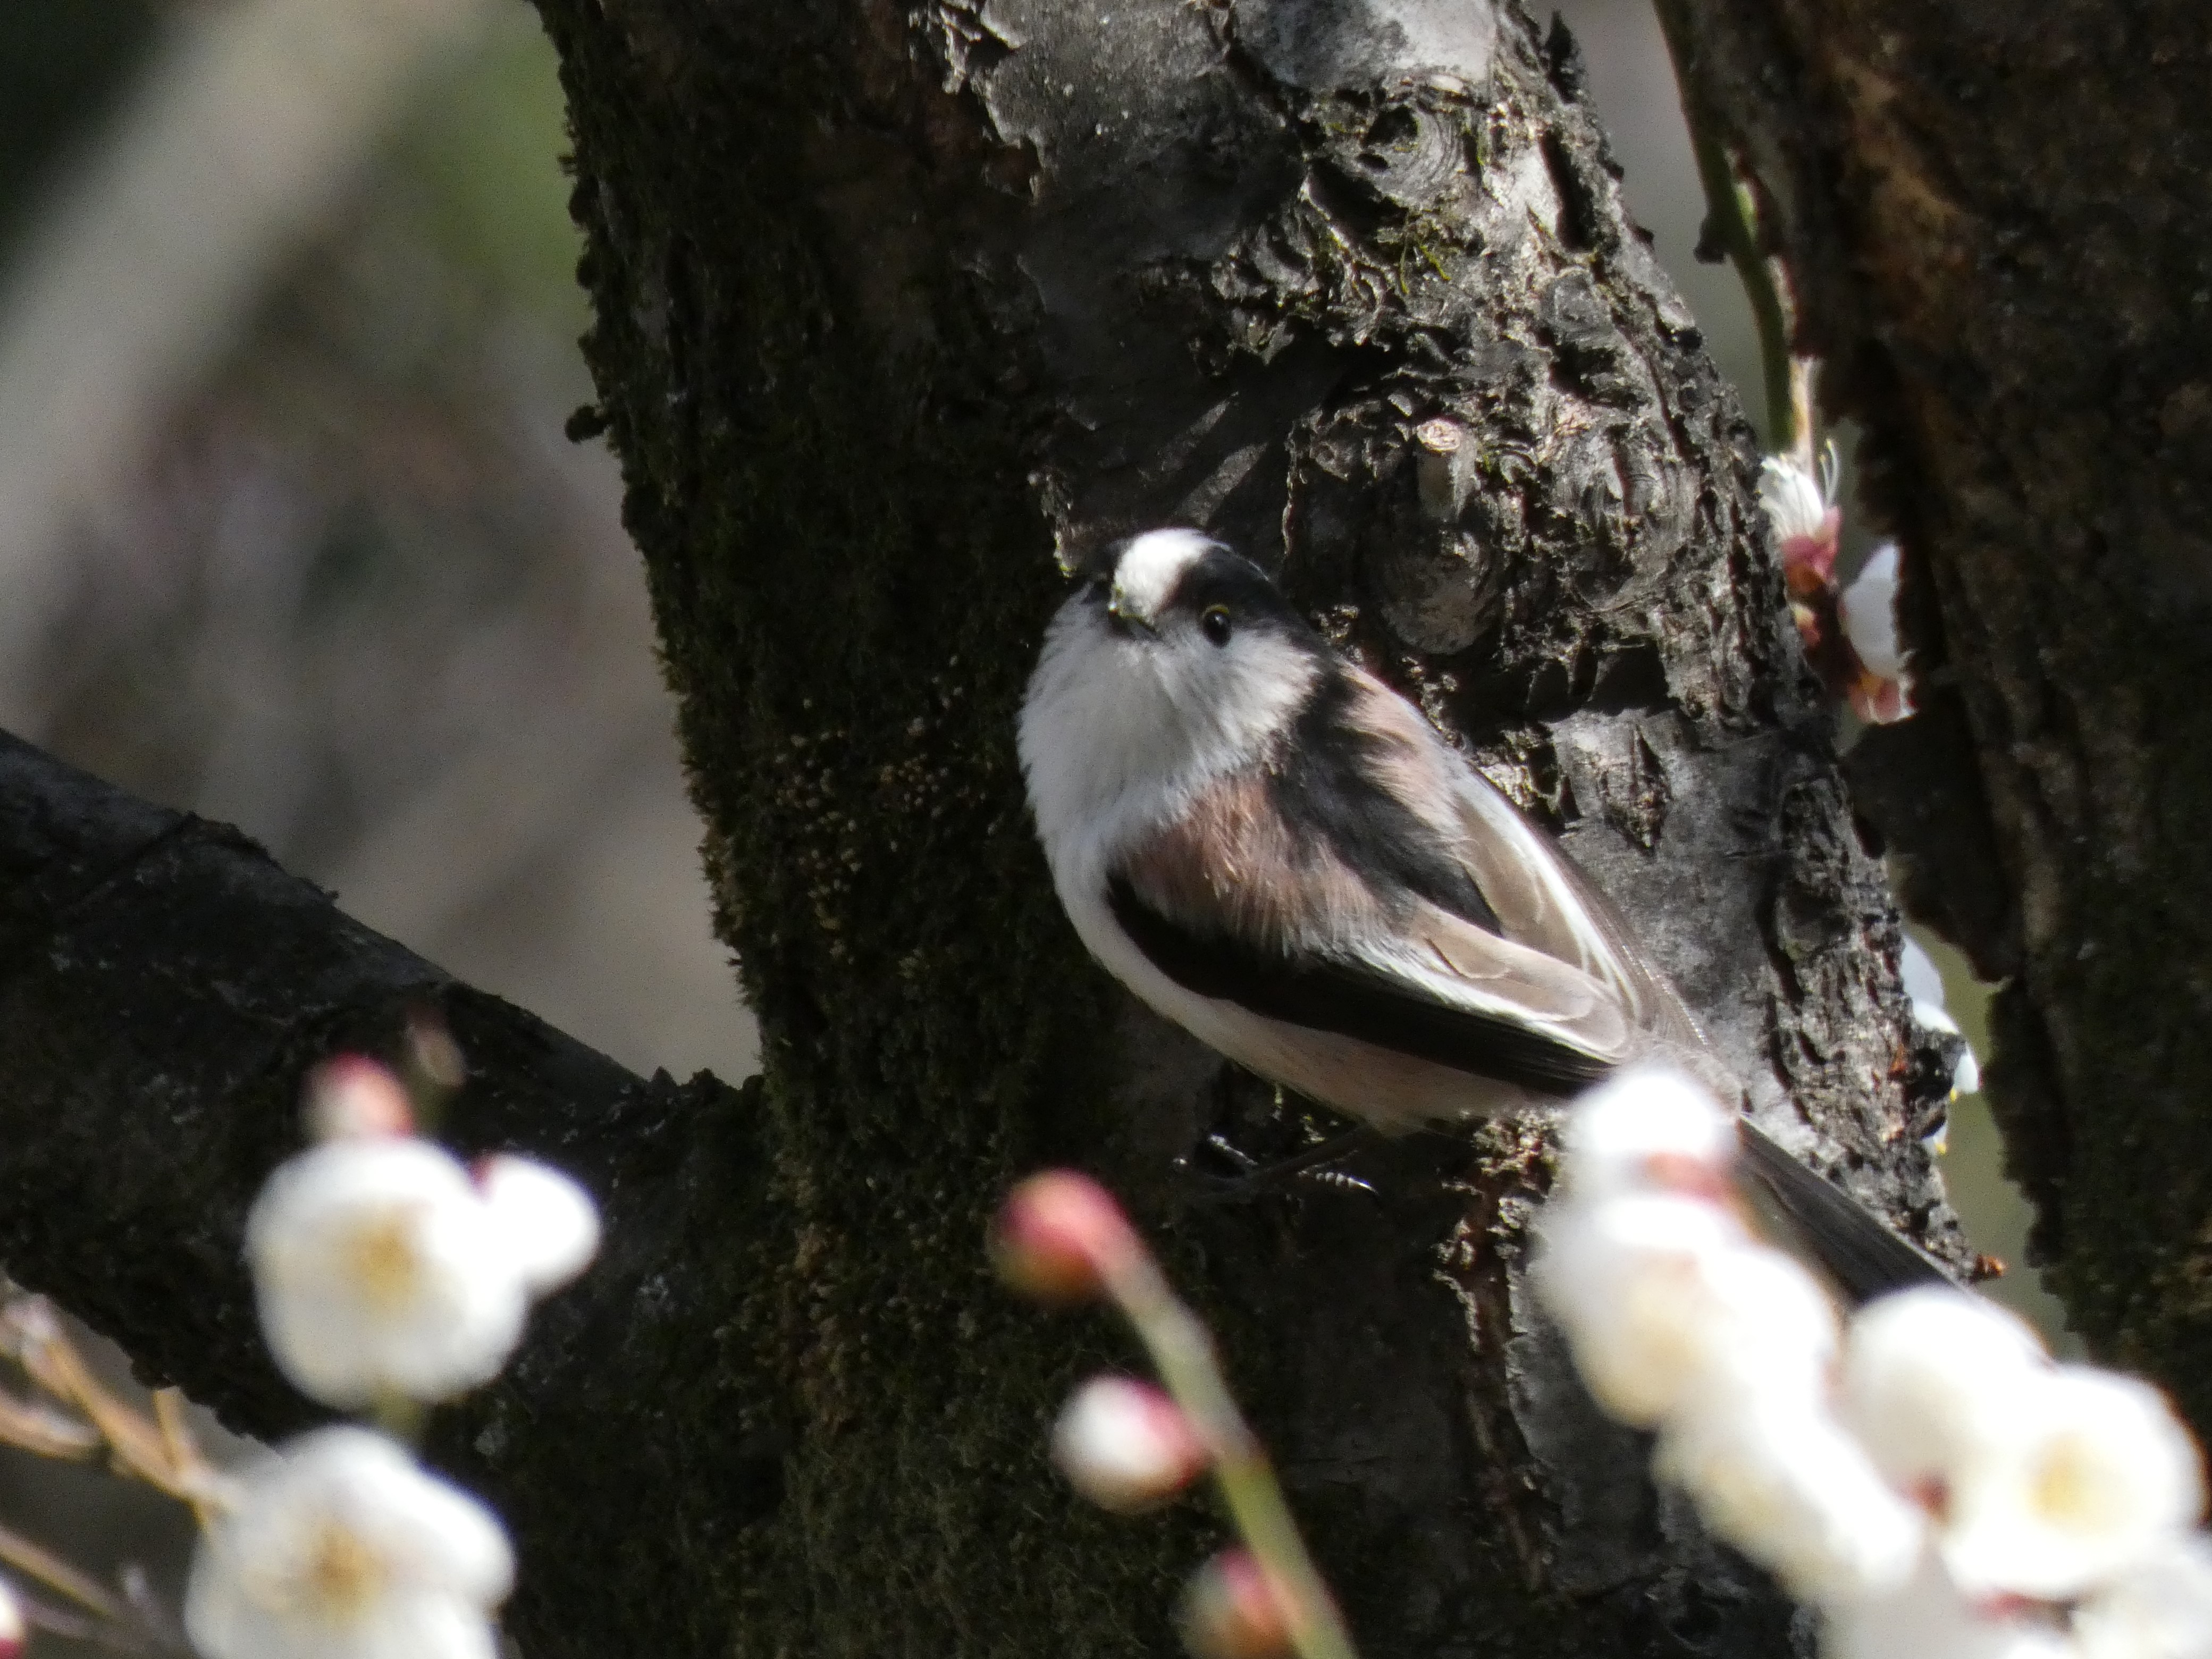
[1064,883,1538,1133]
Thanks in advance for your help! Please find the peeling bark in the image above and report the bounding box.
[1662,0,2212,1417]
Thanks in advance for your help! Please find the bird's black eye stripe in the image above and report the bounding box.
[1165,549,1313,644]
[1268,670,1501,933]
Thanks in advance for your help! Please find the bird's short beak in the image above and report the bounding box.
[1105,595,1157,639]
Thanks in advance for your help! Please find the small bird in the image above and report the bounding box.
[1017,527,1942,1299]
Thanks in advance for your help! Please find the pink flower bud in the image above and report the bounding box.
[989,1171,1140,1306]
[1051,1376,1208,1512]
[305,1056,415,1142]
[1178,1551,1293,1659]
[0,1575,23,1659]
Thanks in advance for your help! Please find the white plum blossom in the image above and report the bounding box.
[474,1154,602,1294]
[1558,1066,1738,1202]
[1658,1397,1924,1603]
[1942,1367,2204,1602]
[1761,450,1840,551]
[1760,447,1914,722]
[248,1136,599,1408]
[1537,1193,1837,1427]
[2075,1536,2212,1659]
[1840,543,1908,681]
[1826,1552,2075,1659]
[1841,1285,2049,1491]
[1900,934,1982,1098]
[1544,1071,2212,1654]
[0,1574,22,1659]
[186,1427,512,1659]
[1051,1375,1208,1513]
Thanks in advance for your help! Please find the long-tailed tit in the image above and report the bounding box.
[1018,528,1941,1299]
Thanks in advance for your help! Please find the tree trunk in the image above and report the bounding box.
[512,0,1953,1653]
[1659,0,2212,1421]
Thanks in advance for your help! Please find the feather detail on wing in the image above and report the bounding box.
[1106,747,1640,1094]
[1106,873,1627,1093]
[1448,763,1706,1050]
[1332,667,1704,1051]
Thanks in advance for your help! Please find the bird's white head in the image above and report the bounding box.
[1017,529,1325,886]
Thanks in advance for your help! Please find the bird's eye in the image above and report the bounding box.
[1201,605,1232,646]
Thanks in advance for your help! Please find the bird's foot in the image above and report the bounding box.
[1178,1125,1382,1202]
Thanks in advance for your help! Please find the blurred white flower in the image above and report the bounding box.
[0,1574,22,1659]
[1761,451,1840,553]
[1659,1398,1925,1604]
[1842,1286,2048,1493]
[1840,543,1907,680]
[186,1427,512,1659]
[249,1138,598,1407]
[1559,1066,1737,1202]
[1826,1552,2075,1659]
[1942,1367,2203,1601]
[1537,1195,1837,1427]
[2075,1535,2212,1659]
[1051,1375,1208,1513]
[475,1155,601,1294]
[1899,937,1981,1097]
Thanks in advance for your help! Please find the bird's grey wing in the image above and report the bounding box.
[1106,862,1637,1096]
[1333,667,1702,1049]
[1448,761,1706,1050]
[1342,684,1948,1293]
[1736,1122,1949,1299]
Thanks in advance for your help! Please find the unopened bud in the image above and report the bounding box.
[0,1574,26,1659]
[1560,1066,1737,1203]
[304,1055,415,1142]
[1179,1551,1293,1659]
[989,1171,1140,1306]
[404,1008,468,1094]
[1051,1376,1207,1512]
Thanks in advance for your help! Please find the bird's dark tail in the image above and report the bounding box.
[1735,1121,1951,1303]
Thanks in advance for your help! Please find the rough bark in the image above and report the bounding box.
[516,1,1956,1654]
[1660,0,2212,1417]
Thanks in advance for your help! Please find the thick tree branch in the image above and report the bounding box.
[1663,0,2212,1415]
[0,726,780,1659]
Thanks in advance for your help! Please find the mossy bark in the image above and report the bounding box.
[519,1,1954,1654]
[1660,0,2212,1421]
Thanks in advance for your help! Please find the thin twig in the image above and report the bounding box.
[1651,0,1798,451]
[7,1298,223,1507]
[153,1389,222,1528]
[1103,1254,1359,1659]
[21,1328,193,1501]
[0,1385,100,1460]
[0,1518,132,1627]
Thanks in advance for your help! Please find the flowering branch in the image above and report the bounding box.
[0,1036,603,1659]
[994,1173,1358,1659]
[0,1297,212,1654]
[0,1303,222,1510]
[1538,1068,2211,1658]
[1652,0,1797,450]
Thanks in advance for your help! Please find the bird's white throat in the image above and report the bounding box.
[1018,583,1318,893]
